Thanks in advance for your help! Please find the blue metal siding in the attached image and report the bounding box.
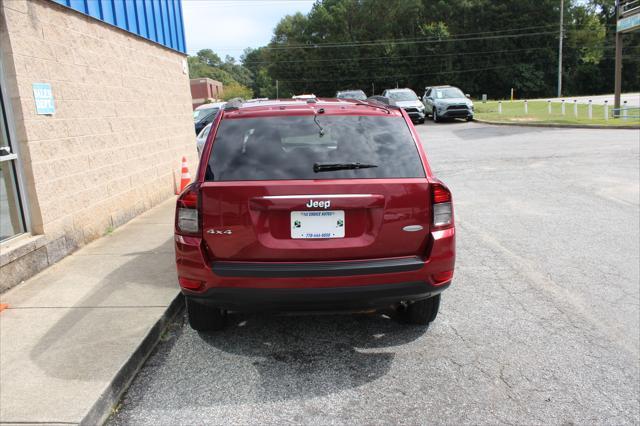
[52,0,186,53]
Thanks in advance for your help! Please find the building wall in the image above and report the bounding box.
[0,0,197,291]
[190,78,223,108]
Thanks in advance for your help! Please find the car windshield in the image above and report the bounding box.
[337,91,367,100]
[387,90,418,101]
[193,108,218,122]
[433,88,465,99]
[206,115,425,181]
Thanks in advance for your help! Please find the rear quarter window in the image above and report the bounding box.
[206,114,425,181]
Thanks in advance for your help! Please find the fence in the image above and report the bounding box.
[495,99,639,121]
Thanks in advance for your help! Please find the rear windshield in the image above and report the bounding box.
[206,115,425,181]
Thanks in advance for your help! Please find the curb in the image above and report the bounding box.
[80,293,184,426]
[473,118,640,130]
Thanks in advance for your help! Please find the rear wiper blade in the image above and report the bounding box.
[313,162,378,173]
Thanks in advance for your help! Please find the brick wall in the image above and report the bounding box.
[0,0,196,291]
[190,78,223,108]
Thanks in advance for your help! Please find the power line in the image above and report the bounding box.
[244,44,620,67]
[258,46,623,76]
[261,30,562,50]
[274,53,639,84]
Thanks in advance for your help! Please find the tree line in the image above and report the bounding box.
[189,0,639,100]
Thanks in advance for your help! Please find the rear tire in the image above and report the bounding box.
[400,295,440,325]
[186,297,226,331]
[433,109,439,123]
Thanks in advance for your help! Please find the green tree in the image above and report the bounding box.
[222,81,254,100]
[256,0,639,98]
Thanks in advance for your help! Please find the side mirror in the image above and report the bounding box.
[465,94,471,99]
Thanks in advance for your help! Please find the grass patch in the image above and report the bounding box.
[475,101,640,127]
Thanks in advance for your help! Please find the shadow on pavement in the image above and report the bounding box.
[29,238,175,381]
[115,311,428,409]
[452,124,553,140]
[200,312,426,402]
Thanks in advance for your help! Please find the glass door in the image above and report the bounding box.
[0,84,27,242]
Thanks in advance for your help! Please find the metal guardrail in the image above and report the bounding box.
[612,106,640,119]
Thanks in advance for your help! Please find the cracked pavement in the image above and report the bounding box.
[110,121,639,425]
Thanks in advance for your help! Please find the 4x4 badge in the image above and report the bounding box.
[207,229,232,235]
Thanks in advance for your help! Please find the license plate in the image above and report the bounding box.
[291,210,345,239]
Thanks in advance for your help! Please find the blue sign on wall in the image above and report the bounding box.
[32,83,55,115]
[52,0,186,54]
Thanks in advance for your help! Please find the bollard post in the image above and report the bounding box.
[524,100,528,114]
[604,100,609,121]
[574,100,578,118]
[588,100,592,119]
[561,100,566,115]
[623,100,628,120]
[498,101,502,114]
[548,100,552,114]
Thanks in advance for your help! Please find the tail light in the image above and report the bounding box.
[431,183,453,229]
[176,184,201,235]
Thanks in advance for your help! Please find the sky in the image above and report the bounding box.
[182,0,315,60]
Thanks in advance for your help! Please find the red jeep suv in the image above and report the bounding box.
[175,98,455,331]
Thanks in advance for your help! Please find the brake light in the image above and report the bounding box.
[176,184,200,235]
[431,183,453,228]
[432,184,451,203]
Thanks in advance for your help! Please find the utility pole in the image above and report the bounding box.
[613,0,640,116]
[557,0,564,97]
[371,82,375,96]
[614,0,623,117]
[276,80,279,99]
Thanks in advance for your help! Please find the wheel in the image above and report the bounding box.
[400,295,441,325]
[185,297,227,331]
[466,115,474,122]
[418,118,425,124]
[433,109,439,123]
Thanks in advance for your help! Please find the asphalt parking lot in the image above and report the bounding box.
[110,121,639,425]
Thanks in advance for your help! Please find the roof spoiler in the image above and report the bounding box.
[224,98,245,111]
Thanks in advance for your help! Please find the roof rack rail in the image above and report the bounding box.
[355,96,397,114]
[366,96,397,107]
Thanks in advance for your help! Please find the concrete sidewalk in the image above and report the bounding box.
[0,198,181,425]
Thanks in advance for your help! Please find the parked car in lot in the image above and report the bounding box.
[422,85,474,122]
[175,98,456,331]
[193,102,225,135]
[381,88,426,123]
[336,89,368,101]
[195,122,212,157]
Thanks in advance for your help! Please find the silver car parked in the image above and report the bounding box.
[422,85,474,122]
[381,88,426,123]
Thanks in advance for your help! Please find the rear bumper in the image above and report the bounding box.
[187,281,450,311]
[175,227,455,311]
[212,256,424,278]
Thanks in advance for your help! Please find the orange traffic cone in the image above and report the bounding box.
[177,156,191,194]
